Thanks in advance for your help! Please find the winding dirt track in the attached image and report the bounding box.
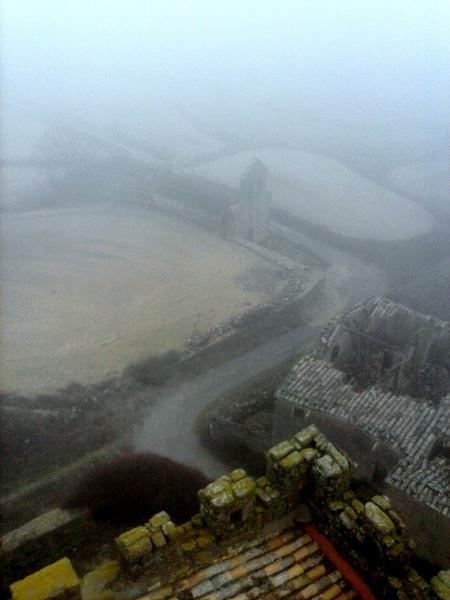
[132,229,387,479]
[133,324,320,478]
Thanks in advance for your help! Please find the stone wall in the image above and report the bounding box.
[9,426,448,600]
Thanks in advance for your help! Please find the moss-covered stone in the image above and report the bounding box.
[388,509,405,530]
[149,511,171,529]
[388,576,402,590]
[232,477,255,499]
[292,425,319,448]
[210,489,234,509]
[364,502,395,535]
[298,447,317,463]
[314,454,342,479]
[256,487,272,506]
[344,506,357,520]
[431,573,450,600]
[327,499,345,512]
[255,476,269,488]
[279,450,303,470]
[181,520,193,532]
[229,469,246,482]
[339,511,355,529]
[191,514,203,528]
[268,440,295,461]
[10,557,80,600]
[115,527,152,563]
[150,531,166,549]
[438,572,450,589]
[382,535,395,548]
[162,520,177,539]
[201,479,232,500]
[351,499,365,514]
[372,495,391,511]
[324,443,350,470]
[313,433,329,451]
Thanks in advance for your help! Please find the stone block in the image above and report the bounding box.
[292,425,319,449]
[431,570,450,600]
[232,476,255,500]
[162,520,177,539]
[148,511,171,530]
[229,469,246,482]
[372,495,391,511]
[150,531,166,549]
[190,514,204,528]
[115,526,152,563]
[268,440,296,462]
[364,502,395,535]
[10,557,80,600]
[314,455,343,479]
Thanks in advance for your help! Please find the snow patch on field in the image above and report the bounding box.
[388,161,450,218]
[189,148,434,241]
[107,105,224,165]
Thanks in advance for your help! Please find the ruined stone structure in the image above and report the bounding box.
[233,159,271,243]
[156,159,271,244]
[8,426,449,600]
[275,297,450,566]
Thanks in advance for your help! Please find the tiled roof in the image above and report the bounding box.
[276,297,450,517]
[138,524,359,600]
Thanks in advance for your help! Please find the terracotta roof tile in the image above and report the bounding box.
[137,526,359,600]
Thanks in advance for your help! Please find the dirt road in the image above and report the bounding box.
[133,324,320,478]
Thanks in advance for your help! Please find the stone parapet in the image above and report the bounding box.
[310,488,436,599]
[8,426,446,600]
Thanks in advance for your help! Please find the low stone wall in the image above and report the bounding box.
[384,483,450,568]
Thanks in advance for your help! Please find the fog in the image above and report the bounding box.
[1,0,450,581]
[3,1,449,170]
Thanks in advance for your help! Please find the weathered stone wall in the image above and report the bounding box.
[9,426,447,600]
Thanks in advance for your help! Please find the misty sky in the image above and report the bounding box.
[2,1,449,168]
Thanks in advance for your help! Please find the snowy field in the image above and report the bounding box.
[0,109,57,209]
[388,161,450,218]
[108,103,224,166]
[0,205,288,395]
[188,148,434,241]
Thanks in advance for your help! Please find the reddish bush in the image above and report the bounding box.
[62,453,209,526]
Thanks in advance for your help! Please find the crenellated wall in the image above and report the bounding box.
[9,426,449,600]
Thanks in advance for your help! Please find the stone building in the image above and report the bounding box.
[154,159,271,244]
[275,297,450,566]
[234,159,271,243]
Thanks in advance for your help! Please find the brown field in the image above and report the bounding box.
[0,204,287,395]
